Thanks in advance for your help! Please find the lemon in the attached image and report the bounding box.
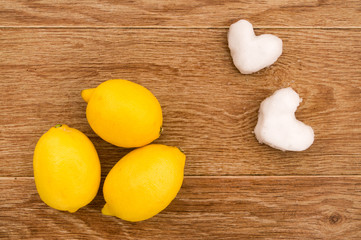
[81,79,163,148]
[33,124,101,213]
[102,144,185,222]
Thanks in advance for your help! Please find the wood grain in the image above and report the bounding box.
[1,28,360,177]
[1,1,361,239]
[1,0,361,28]
[1,177,361,239]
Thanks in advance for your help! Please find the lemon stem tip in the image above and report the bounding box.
[101,203,114,216]
[67,207,78,213]
[81,88,95,103]
[55,124,62,128]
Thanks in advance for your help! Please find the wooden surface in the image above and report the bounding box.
[1,1,361,239]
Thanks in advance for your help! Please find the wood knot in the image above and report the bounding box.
[329,212,342,225]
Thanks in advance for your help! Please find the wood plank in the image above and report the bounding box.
[1,176,361,239]
[1,28,360,177]
[1,0,361,28]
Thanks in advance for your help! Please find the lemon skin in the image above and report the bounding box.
[33,124,101,213]
[102,144,186,222]
[82,79,163,148]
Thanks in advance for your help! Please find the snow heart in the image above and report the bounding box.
[254,87,314,151]
[228,19,283,74]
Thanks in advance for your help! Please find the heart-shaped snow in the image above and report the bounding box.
[254,87,314,151]
[228,19,283,74]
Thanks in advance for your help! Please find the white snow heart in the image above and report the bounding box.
[254,87,314,151]
[228,19,283,74]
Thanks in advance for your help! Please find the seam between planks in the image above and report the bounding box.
[2,175,361,180]
[0,26,361,30]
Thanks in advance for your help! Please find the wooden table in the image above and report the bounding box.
[1,1,361,239]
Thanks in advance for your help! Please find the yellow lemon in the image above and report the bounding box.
[102,144,185,222]
[33,124,101,213]
[81,79,163,148]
